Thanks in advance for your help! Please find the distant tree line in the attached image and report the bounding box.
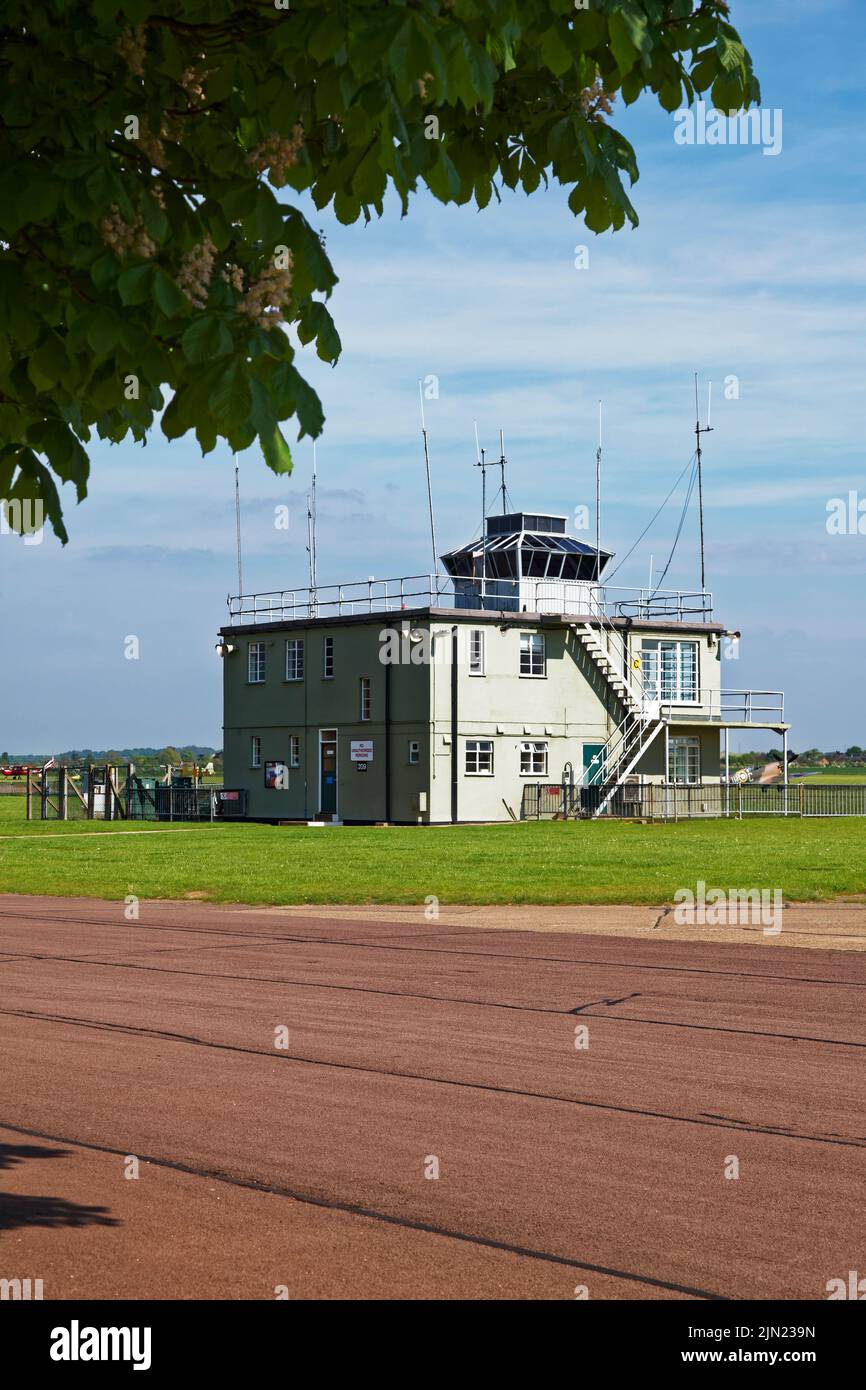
[731,747,866,766]
[1,746,223,768]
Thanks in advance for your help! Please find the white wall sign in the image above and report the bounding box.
[350,740,374,762]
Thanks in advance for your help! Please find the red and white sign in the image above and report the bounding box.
[350,740,374,762]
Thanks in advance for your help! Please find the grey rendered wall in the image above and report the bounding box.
[428,620,617,823]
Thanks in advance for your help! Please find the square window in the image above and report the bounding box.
[519,632,545,677]
[640,640,698,703]
[520,741,548,775]
[465,740,494,775]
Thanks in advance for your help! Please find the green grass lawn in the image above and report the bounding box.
[790,767,866,783]
[1,793,864,904]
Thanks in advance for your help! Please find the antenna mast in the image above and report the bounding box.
[306,443,318,591]
[418,382,439,583]
[595,399,602,582]
[474,422,487,603]
[233,452,243,597]
[497,428,508,514]
[694,373,713,592]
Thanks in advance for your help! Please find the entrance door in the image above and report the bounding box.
[320,730,337,816]
[582,743,606,786]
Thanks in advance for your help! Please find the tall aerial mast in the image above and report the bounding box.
[233,452,243,597]
[497,428,508,514]
[306,443,318,591]
[694,373,713,592]
[418,382,439,582]
[474,421,487,603]
[595,399,602,582]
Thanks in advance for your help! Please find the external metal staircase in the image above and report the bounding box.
[571,591,665,818]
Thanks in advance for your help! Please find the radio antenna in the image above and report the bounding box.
[474,421,487,603]
[595,399,602,582]
[233,452,243,597]
[694,373,713,591]
[306,444,318,591]
[418,382,439,582]
[497,428,508,514]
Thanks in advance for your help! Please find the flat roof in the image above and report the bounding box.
[221,606,726,638]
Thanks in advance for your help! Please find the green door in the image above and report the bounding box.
[582,743,605,786]
[320,732,337,816]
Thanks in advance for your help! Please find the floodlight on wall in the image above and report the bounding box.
[215,640,236,658]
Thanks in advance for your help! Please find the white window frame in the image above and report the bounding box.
[359,676,371,721]
[468,628,485,676]
[248,642,266,684]
[519,631,546,678]
[465,739,494,776]
[408,740,420,765]
[668,736,701,785]
[250,735,262,769]
[289,735,300,769]
[323,635,334,679]
[285,638,304,682]
[520,741,548,776]
[641,639,698,703]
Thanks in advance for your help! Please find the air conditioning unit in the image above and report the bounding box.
[621,775,646,804]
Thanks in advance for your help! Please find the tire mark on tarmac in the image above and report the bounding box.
[6,952,866,1051]
[2,1005,863,1149]
[0,1118,726,1301]
[1,907,863,989]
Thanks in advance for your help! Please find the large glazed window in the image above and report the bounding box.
[640,640,697,702]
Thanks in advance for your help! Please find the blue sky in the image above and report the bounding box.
[3,0,865,754]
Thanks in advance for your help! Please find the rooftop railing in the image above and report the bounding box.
[226,575,714,625]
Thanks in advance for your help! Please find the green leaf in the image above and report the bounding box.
[153,270,187,319]
[539,25,574,78]
[609,8,649,78]
[296,302,341,364]
[7,448,69,544]
[83,307,121,356]
[259,421,293,476]
[181,314,234,365]
[28,334,68,391]
[26,419,89,501]
[117,264,154,307]
[309,15,346,64]
[209,360,252,431]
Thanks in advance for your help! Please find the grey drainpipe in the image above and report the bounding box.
[385,660,392,823]
[450,626,458,823]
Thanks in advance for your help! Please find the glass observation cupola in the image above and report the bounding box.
[440,512,613,614]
